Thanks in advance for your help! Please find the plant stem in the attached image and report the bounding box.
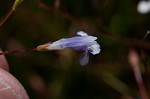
[0,0,23,27]
[0,48,37,55]
[0,9,14,27]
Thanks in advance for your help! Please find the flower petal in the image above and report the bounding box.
[79,50,89,66]
[52,36,97,51]
[77,31,88,36]
[47,39,65,50]
[88,42,100,55]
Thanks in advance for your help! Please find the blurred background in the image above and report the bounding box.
[0,0,150,99]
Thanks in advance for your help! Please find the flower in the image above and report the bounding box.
[137,0,150,14]
[37,31,101,66]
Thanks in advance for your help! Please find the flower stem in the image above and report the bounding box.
[0,48,37,55]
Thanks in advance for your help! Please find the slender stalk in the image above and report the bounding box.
[141,31,150,94]
[0,48,37,55]
[0,10,14,27]
[143,31,150,40]
[0,0,23,27]
[0,42,50,55]
[129,49,149,99]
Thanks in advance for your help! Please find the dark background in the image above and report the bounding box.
[0,0,150,99]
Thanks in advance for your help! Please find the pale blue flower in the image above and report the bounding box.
[47,31,101,66]
[137,0,150,14]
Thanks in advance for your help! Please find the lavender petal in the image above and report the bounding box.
[79,50,89,66]
[88,42,100,55]
[77,31,88,36]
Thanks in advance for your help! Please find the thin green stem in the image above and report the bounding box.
[0,0,23,27]
[0,9,14,27]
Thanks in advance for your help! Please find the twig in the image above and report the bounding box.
[128,49,149,99]
[0,0,23,27]
[0,42,51,55]
[140,31,150,95]
[0,48,37,55]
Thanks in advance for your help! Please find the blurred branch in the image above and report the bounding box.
[128,49,149,99]
[35,0,150,50]
[35,0,75,22]
[140,31,150,96]
[54,0,61,10]
[0,0,23,27]
[101,72,130,95]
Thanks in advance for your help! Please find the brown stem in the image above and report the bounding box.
[129,49,149,99]
[0,48,37,55]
